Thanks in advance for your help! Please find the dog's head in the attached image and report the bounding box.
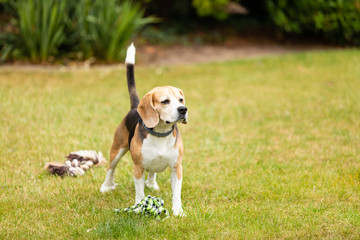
[138,86,187,128]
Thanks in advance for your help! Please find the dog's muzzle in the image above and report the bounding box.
[177,106,188,124]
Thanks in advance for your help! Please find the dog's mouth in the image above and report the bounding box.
[179,113,188,124]
[165,116,187,125]
[181,116,187,124]
[177,115,188,124]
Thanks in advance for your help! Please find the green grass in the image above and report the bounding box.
[1,50,360,239]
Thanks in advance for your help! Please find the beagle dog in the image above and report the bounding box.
[100,43,187,216]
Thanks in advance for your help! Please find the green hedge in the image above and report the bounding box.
[0,0,156,62]
[142,0,360,45]
[267,0,360,45]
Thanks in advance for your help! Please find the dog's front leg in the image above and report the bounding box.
[171,165,184,216]
[134,165,145,204]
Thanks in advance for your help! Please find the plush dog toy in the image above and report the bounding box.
[45,150,106,177]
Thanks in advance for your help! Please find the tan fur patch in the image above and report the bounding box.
[108,118,129,170]
[129,124,142,165]
[138,92,159,128]
[133,165,144,180]
[174,130,184,180]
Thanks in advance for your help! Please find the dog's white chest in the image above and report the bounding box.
[141,134,179,173]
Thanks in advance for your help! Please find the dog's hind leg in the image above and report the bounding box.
[145,172,160,191]
[100,119,129,193]
[100,148,127,192]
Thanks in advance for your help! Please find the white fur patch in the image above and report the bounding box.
[141,134,179,173]
[171,170,183,216]
[134,172,145,204]
[145,172,160,190]
[125,43,136,64]
[100,148,127,193]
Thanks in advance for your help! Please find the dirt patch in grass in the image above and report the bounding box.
[136,35,337,66]
[0,35,338,70]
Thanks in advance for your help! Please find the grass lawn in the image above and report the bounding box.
[1,50,360,239]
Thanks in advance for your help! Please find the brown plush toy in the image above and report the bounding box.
[45,150,106,177]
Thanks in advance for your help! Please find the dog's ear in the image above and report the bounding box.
[137,92,159,128]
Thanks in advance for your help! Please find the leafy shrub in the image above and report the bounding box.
[267,0,360,45]
[1,0,156,62]
[72,0,156,62]
[1,0,67,62]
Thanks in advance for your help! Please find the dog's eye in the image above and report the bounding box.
[161,99,170,104]
[179,98,184,103]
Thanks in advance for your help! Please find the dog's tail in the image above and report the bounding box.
[125,43,139,109]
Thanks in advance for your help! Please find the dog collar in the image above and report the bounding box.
[142,121,175,137]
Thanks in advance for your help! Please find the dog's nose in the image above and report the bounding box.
[177,106,187,115]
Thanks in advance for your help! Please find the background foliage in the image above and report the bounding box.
[0,0,155,62]
[0,0,359,62]
[267,0,360,45]
[68,0,155,61]
[12,0,66,62]
[142,0,360,45]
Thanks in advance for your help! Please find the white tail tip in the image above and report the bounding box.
[125,43,136,64]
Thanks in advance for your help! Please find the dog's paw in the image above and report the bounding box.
[172,207,186,217]
[100,183,118,193]
[145,180,160,191]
